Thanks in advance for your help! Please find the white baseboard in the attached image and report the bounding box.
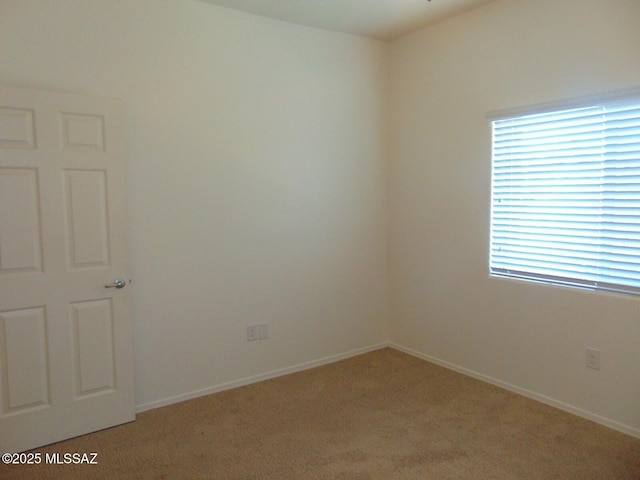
[135,342,388,414]
[388,342,640,440]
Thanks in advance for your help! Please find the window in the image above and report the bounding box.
[489,92,640,295]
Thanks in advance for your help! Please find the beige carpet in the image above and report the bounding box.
[2,348,639,479]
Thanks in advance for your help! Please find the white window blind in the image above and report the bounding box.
[489,96,640,295]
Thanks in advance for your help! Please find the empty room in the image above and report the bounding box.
[0,0,639,478]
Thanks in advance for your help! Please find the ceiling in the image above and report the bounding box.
[196,0,497,41]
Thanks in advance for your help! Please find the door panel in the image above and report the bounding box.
[60,113,105,152]
[0,307,49,412]
[64,169,110,268]
[0,168,43,273]
[0,85,134,453]
[71,299,115,396]
[0,107,36,149]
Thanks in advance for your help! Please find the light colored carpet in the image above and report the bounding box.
[2,348,639,479]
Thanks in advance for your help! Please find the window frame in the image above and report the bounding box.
[487,88,640,297]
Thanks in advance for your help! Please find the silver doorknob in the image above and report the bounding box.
[105,278,126,289]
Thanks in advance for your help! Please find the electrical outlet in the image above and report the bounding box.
[258,323,268,340]
[585,347,600,370]
[247,325,259,342]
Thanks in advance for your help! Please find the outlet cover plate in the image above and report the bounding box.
[585,347,600,370]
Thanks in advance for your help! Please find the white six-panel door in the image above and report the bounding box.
[0,86,135,453]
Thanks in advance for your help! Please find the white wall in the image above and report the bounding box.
[0,0,389,408]
[389,0,640,435]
